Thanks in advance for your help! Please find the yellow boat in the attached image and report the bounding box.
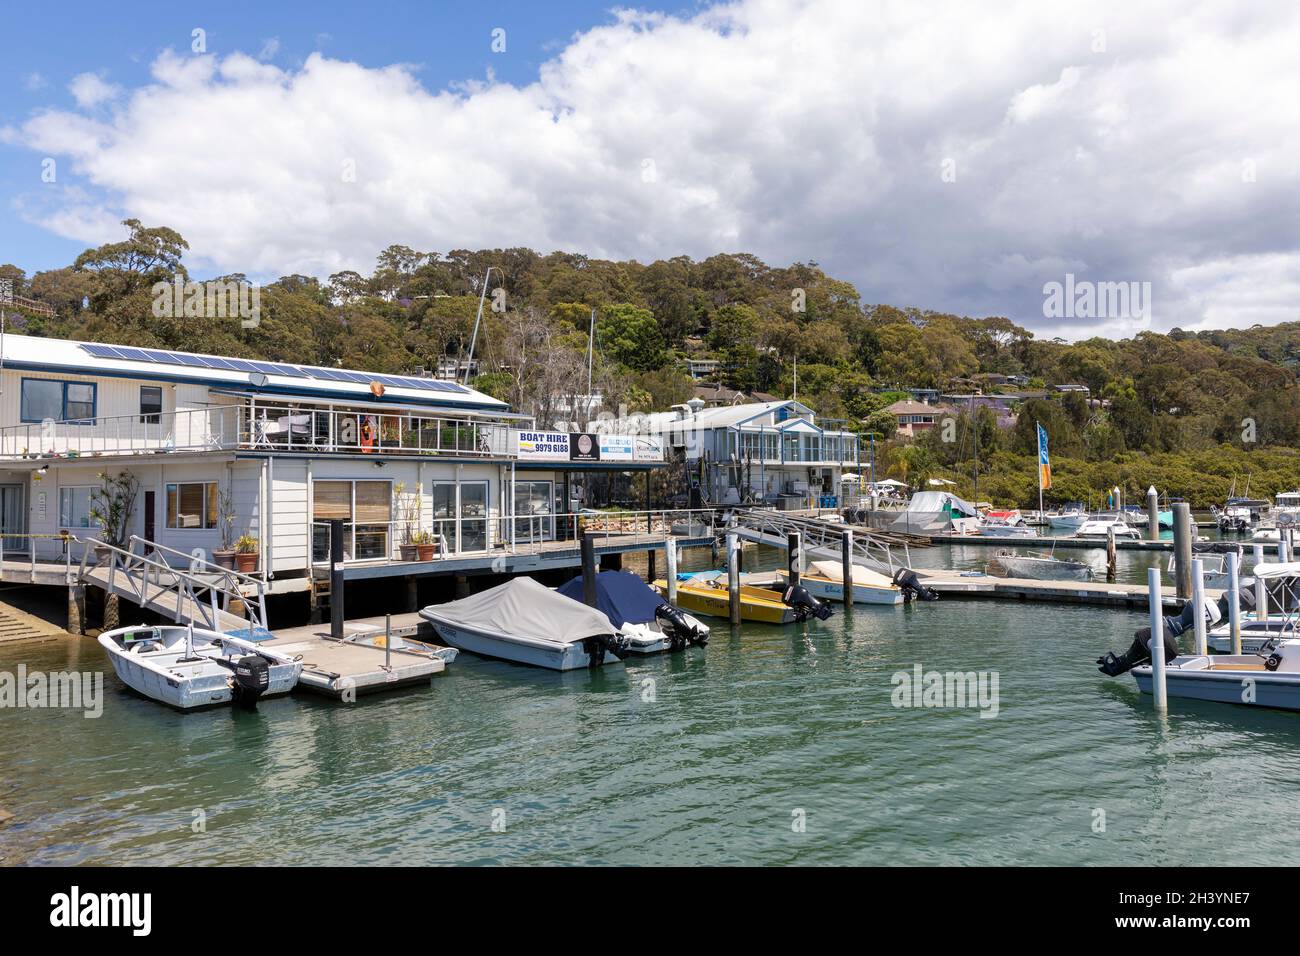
[652,577,799,624]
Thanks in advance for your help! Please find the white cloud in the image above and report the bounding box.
[67,72,120,108]
[11,0,1300,337]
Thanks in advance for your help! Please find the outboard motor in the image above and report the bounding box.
[583,634,632,668]
[893,568,939,602]
[782,584,834,622]
[655,603,708,650]
[231,654,270,707]
[1096,595,1223,677]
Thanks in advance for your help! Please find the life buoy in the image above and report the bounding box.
[360,415,377,452]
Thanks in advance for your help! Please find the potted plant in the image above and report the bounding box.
[234,534,260,574]
[411,529,437,562]
[395,482,419,561]
[212,486,237,570]
[88,470,139,563]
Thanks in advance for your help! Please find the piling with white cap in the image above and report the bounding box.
[1227,550,1242,655]
[1146,486,1160,541]
[1147,566,1167,712]
[726,531,741,626]
[1191,557,1207,656]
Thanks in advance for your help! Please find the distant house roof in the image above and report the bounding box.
[885,400,955,417]
[693,384,747,404]
[749,390,780,403]
[1055,384,1091,393]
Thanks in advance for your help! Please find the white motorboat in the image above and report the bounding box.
[557,569,709,652]
[987,548,1094,581]
[1074,518,1140,539]
[1132,640,1300,710]
[98,623,303,710]
[776,559,907,605]
[1207,618,1297,654]
[420,576,634,670]
[1045,509,1088,531]
[978,511,1035,537]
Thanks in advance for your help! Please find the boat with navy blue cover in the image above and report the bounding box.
[557,570,709,653]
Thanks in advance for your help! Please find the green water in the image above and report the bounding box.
[3,540,1298,867]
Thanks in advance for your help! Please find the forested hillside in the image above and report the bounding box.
[4,219,1300,505]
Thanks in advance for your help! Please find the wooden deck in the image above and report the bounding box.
[917,573,1217,609]
[264,613,446,699]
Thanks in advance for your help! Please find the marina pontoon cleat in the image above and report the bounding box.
[782,583,834,622]
[1096,590,1233,676]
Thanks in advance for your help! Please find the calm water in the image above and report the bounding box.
[3,537,1298,867]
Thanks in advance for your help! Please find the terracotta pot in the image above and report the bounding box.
[235,552,259,574]
[93,545,112,564]
[399,543,419,562]
[416,544,437,562]
[212,550,236,570]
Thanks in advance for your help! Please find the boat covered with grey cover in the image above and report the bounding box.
[419,576,630,670]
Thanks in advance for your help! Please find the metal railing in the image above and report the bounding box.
[306,508,726,568]
[0,402,514,460]
[78,535,268,632]
[0,532,80,583]
[729,507,921,574]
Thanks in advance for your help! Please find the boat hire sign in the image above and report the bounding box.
[515,431,570,460]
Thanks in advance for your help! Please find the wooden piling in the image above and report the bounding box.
[1106,527,1117,582]
[841,530,854,606]
[727,531,741,626]
[1173,502,1193,599]
[581,531,598,608]
[665,536,678,605]
[646,548,656,584]
[787,531,801,589]
[66,583,86,636]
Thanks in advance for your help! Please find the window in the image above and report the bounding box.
[20,379,97,423]
[166,482,218,529]
[140,386,163,424]
[59,487,97,529]
[311,479,392,561]
[514,480,554,542]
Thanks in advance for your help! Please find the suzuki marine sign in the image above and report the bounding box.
[512,430,663,463]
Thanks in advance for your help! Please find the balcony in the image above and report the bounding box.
[0,402,515,461]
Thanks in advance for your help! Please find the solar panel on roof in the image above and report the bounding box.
[77,343,474,397]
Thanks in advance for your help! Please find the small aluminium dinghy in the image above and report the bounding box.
[420,576,632,670]
[98,623,303,710]
[557,570,709,653]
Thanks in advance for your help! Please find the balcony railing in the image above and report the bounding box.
[0,403,514,460]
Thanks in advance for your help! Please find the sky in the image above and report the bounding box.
[2,0,1298,340]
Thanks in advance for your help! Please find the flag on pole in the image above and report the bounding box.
[1037,423,1052,490]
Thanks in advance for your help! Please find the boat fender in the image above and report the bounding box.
[892,568,939,602]
[782,584,834,622]
[231,654,270,707]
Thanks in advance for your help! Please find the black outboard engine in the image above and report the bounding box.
[583,634,632,668]
[231,654,270,707]
[782,584,834,622]
[654,603,708,650]
[1096,594,1223,677]
[893,568,939,602]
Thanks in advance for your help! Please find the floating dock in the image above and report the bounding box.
[916,573,1217,609]
[264,613,448,699]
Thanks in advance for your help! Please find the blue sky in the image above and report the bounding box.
[0,0,701,273]
[3,1,1299,337]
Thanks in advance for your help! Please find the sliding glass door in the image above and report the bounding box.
[311,479,392,562]
[431,480,490,553]
[513,480,554,542]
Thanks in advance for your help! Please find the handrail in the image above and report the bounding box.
[78,536,268,631]
[130,535,265,588]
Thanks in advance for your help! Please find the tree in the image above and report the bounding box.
[598,303,664,371]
